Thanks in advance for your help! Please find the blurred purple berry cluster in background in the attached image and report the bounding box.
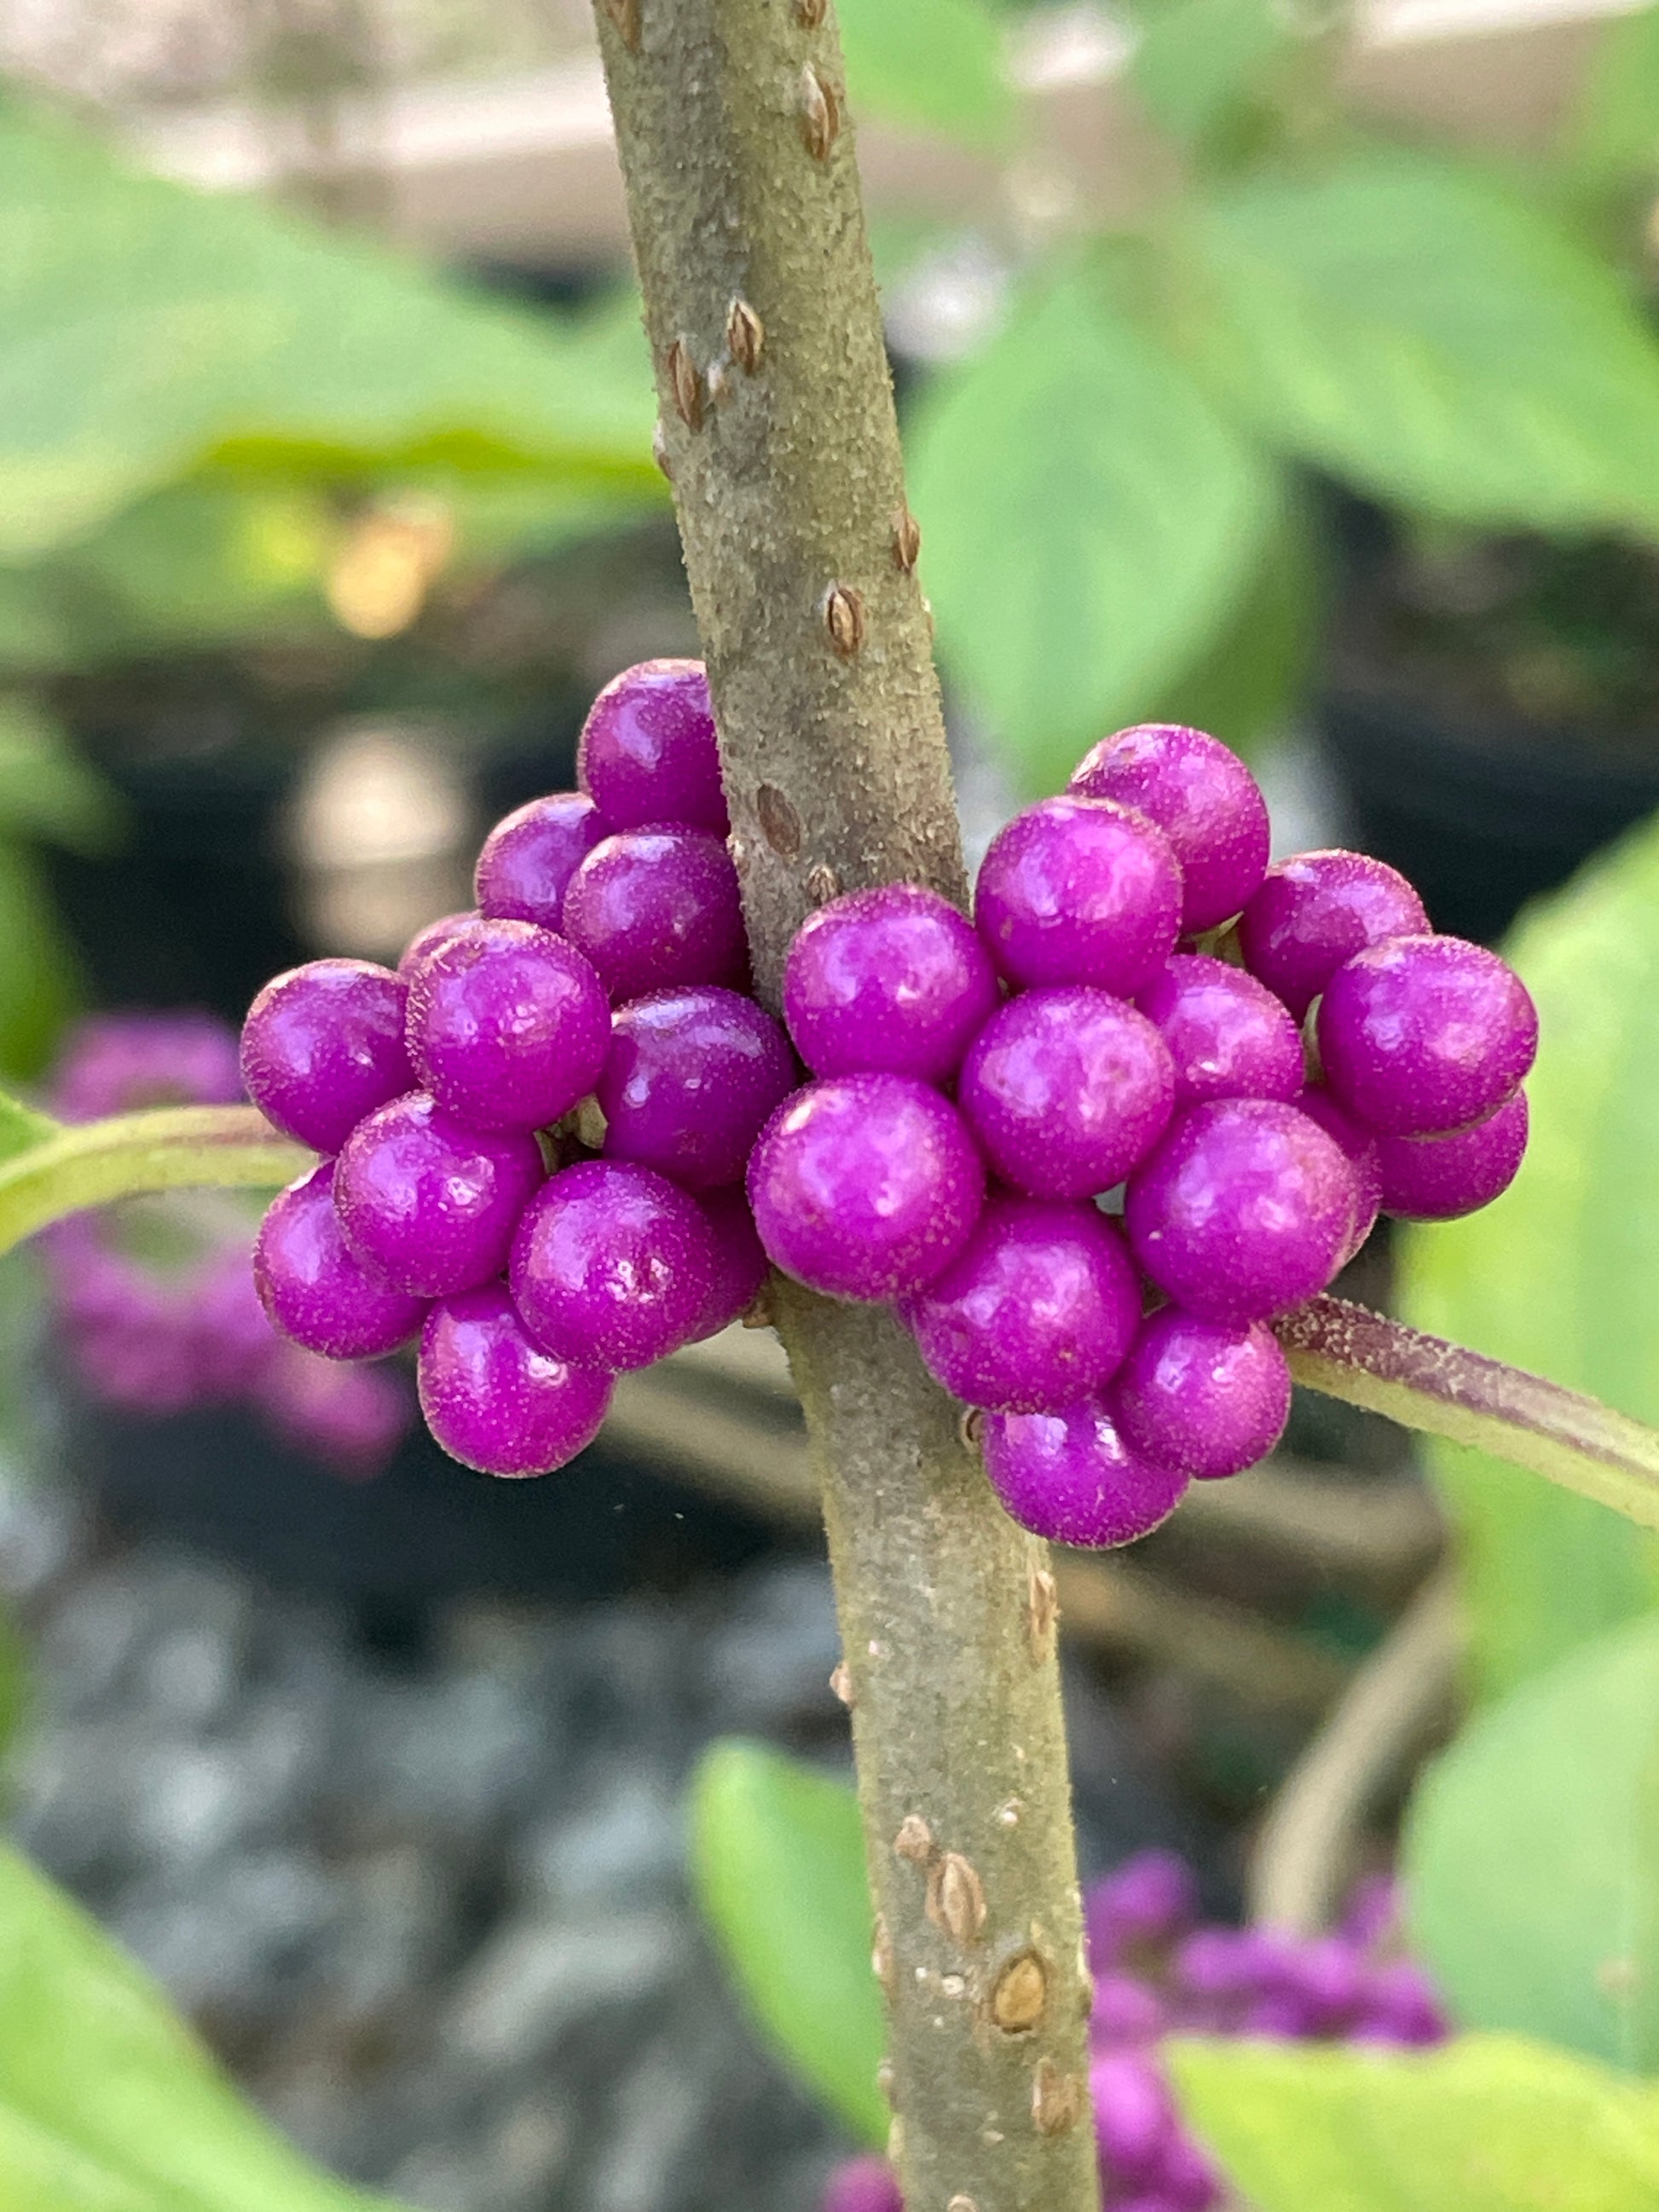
[824,1851,1447,2212]
[41,1014,413,1476]
[235,661,1536,1517]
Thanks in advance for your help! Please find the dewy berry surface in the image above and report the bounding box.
[597,985,796,1191]
[974,795,1182,996]
[511,1159,716,1372]
[1069,723,1270,933]
[1317,933,1538,1137]
[901,1195,1142,1413]
[980,1396,1190,1548]
[1375,1088,1529,1221]
[577,657,729,835]
[1296,1083,1383,1262]
[562,825,748,1002]
[958,988,1174,1200]
[418,1281,613,1479]
[398,911,478,983]
[407,916,610,1135]
[781,882,1000,1085]
[1136,955,1304,1111]
[254,1163,427,1360]
[1125,1098,1356,1324]
[240,958,413,1155]
[474,792,605,931]
[1238,850,1431,1020]
[1113,1309,1292,1481]
[747,1073,985,1303]
[686,1186,769,1341]
[333,1091,546,1297]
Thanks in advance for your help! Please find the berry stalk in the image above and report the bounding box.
[588,4,1101,2204]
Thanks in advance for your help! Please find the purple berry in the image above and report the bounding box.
[254,1163,426,1360]
[1071,723,1269,933]
[974,796,1182,997]
[1092,2049,1176,2186]
[820,2157,904,2212]
[419,1281,613,1478]
[1281,1935,1367,2035]
[259,1348,412,1477]
[1375,1088,1529,1221]
[562,825,748,1003]
[782,882,1000,1085]
[958,988,1174,1200]
[597,985,795,1190]
[474,792,605,929]
[53,1010,245,1122]
[1090,1973,1167,2046]
[511,1159,715,1372]
[901,1196,1142,1413]
[1319,933,1537,1138]
[980,1396,1189,1547]
[407,917,610,1135]
[1296,1083,1382,1262]
[1136,956,1304,1111]
[578,658,728,835]
[747,1074,985,1303]
[1156,2133,1226,2212]
[1350,1959,1448,2047]
[333,1092,546,1297]
[686,1187,770,1341]
[1113,1309,1292,1481]
[398,910,479,982]
[1124,1100,1355,1325]
[241,959,413,1155]
[1238,850,1430,1020]
[1088,1851,1199,1963]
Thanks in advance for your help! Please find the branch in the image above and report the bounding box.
[591,4,1100,2203]
[1275,1296,1659,1534]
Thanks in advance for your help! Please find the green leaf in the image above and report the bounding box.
[0,95,661,561]
[0,698,121,854]
[0,842,82,1085]
[1169,2031,1659,2212]
[1129,0,1295,151]
[1405,1614,1659,2071]
[1399,814,1659,1701]
[907,272,1275,793]
[0,1838,402,2210]
[837,0,1014,149]
[690,1740,886,2146]
[1564,3,1659,187]
[1195,148,1659,535]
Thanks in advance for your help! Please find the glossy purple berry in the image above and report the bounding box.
[782,883,1000,1085]
[333,1092,546,1297]
[974,796,1182,996]
[747,1075,985,1303]
[1136,955,1304,1111]
[399,910,478,982]
[1376,1088,1529,1222]
[1238,850,1430,1019]
[511,1159,715,1372]
[1318,933,1538,1137]
[901,1196,1142,1413]
[958,988,1174,1200]
[819,2157,904,2212]
[980,1396,1189,1548]
[1125,1100,1355,1325]
[419,1282,613,1478]
[407,917,610,1135]
[1113,1309,1292,1481]
[475,792,606,930]
[686,1187,770,1342]
[1296,1083,1382,1262]
[1071,723,1269,933]
[254,1163,426,1360]
[597,985,795,1190]
[241,959,413,1155]
[578,658,728,835]
[562,825,748,1003]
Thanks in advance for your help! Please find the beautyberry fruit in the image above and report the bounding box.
[474,792,605,931]
[597,985,795,1190]
[1375,1089,1529,1221]
[1070,723,1269,933]
[562,825,747,1002]
[1238,851,1429,1020]
[240,959,413,1155]
[782,883,1000,1086]
[333,1092,546,1297]
[974,796,1182,997]
[1317,934,1537,1138]
[254,1163,426,1360]
[980,1396,1190,1547]
[406,916,610,1135]
[1136,955,1304,1111]
[511,1159,716,1372]
[1113,1308,1292,1480]
[419,1282,613,1478]
[578,658,728,835]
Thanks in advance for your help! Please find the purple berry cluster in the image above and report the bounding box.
[241,661,786,1480]
[823,1854,1446,2212]
[751,723,1536,1549]
[40,1014,412,1477]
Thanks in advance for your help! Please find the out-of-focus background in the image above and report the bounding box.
[2,3,1659,2207]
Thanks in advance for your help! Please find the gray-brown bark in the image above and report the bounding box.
[589,4,1100,2204]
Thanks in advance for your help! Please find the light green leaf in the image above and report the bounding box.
[1399,814,1659,1701]
[837,0,1013,149]
[690,1740,886,2146]
[1196,149,1659,535]
[0,1838,402,2210]
[1130,0,1295,150]
[0,842,82,1085]
[0,698,121,854]
[1565,3,1659,186]
[0,95,661,561]
[1405,1614,1659,2071]
[1169,2032,1659,2212]
[907,272,1275,793]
